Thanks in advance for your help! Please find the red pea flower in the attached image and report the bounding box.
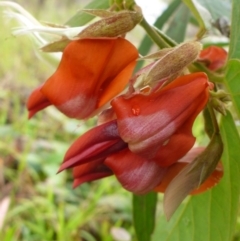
[59,119,167,194]
[111,72,211,163]
[59,72,217,195]
[199,46,227,71]
[27,37,138,119]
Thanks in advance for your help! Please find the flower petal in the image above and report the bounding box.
[27,85,51,118]
[59,120,126,172]
[72,159,112,188]
[41,37,138,119]
[111,73,210,158]
[199,46,227,71]
[153,131,195,167]
[105,148,167,194]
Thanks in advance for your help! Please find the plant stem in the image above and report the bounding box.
[153,27,177,47]
[189,63,224,83]
[140,18,170,49]
[207,104,220,134]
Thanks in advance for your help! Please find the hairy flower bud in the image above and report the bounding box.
[142,41,202,89]
[42,10,142,52]
[78,11,142,38]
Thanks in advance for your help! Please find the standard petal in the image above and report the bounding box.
[105,148,167,194]
[27,85,51,118]
[41,37,138,119]
[111,73,210,158]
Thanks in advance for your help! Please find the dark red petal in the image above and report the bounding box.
[27,85,51,118]
[59,120,126,172]
[72,159,112,188]
[105,148,167,194]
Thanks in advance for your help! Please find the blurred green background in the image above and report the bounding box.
[0,1,134,240]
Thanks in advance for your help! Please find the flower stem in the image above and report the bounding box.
[153,27,177,47]
[140,18,170,49]
[207,104,220,134]
[189,63,224,83]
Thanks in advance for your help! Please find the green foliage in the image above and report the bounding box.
[65,0,109,27]
[133,192,157,241]
[224,60,240,118]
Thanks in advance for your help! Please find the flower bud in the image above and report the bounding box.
[142,42,202,89]
[199,46,227,71]
[78,11,142,38]
[42,11,142,52]
[209,90,230,116]
[210,98,227,115]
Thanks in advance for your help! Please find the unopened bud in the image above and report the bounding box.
[78,11,142,38]
[142,41,202,88]
[210,90,231,102]
[210,98,227,115]
[42,10,142,52]
[140,48,173,60]
[210,90,230,115]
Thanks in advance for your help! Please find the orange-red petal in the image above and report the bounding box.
[199,46,227,71]
[27,85,51,118]
[41,37,138,119]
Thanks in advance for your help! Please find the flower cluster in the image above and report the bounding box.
[23,7,226,204]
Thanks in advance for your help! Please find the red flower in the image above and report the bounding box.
[199,46,227,71]
[111,72,211,162]
[58,72,219,195]
[27,37,138,119]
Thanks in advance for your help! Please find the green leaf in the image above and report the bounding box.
[182,0,211,38]
[165,3,190,43]
[182,0,231,38]
[224,59,240,118]
[152,111,240,241]
[65,0,109,27]
[133,192,157,241]
[196,0,231,20]
[228,0,240,59]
